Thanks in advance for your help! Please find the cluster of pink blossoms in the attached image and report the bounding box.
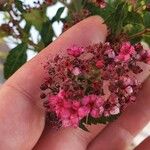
[93,0,107,8]
[40,41,150,129]
[116,42,136,62]
[48,90,105,127]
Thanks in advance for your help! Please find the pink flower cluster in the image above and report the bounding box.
[49,90,105,127]
[67,46,84,57]
[116,42,135,62]
[115,42,150,64]
[140,49,150,64]
[95,0,107,8]
[40,41,150,129]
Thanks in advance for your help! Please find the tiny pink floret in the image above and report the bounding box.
[67,46,85,57]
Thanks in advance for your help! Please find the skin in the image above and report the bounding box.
[0,16,149,150]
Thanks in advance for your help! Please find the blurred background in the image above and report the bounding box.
[0,0,68,81]
[0,42,9,83]
[0,0,150,149]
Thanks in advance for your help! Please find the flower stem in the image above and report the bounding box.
[129,28,150,39]
[86,115,89,124]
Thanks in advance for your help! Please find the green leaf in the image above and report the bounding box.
[131,36,143,44]
[79,114,120,131]
[4,43,27,79]
[98,115,120,124]
[128,25,144,44]
[143,12,150,28]
[36,41,45,52]
[127,24,144,35]
[145,0,150,5]
[87,116,100,125]
[106,114,120,122]
[69,0,84,13]
[14,0,25,13]
[79,122,89,132]
[125,12,143,25]
[21,22,31,42]
[51,7,65,22]
[97,116,108,124]
[24,9,47,31]
[85,2,114,19]
[126,24,144,44]
[24,22,31,34]
[40,21,54,46]
[113,2,128,35]
[102,2,128,37]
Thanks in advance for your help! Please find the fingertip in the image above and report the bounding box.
[59,15,108,46]
[84,15,107,42]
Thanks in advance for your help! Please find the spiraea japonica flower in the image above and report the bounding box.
[92,0,107,8]
[40,42,150,130]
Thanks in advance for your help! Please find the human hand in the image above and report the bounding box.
[0,16,149,150]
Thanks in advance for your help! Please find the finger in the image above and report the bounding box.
[0,16,107,150]
[34,124,105,150]
[88,73,150,150]
[33,16,108,150]
[134,136,150,150]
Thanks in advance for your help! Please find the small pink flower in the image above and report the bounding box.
[104,104,120,116]
[48,92,71,117]
[125,86,133,94]
[108,94,119,104]
[72,101,81,110]
[72,67,81,76]
[70,114,79,127]
[134,54,141,60]
[99,106,104,114]
[67,46,84,57]
[110,106,120,115]
[96,60,105,68]
[90,108,99,118]
[104,111,109,117]
[60,108,71,119]
[129,96,136,103]
[141,50,150,64]
[58,89,66,99]
[95,97,104,107]
[48,95,59,106]
[100,2,107,8]
[116,42,135,62]
[62,120,71,127]
[96,0,107,8]
[116,54,130,62]
[82,95,104,118]
[82,95,97,105]
[82,96,90,105]
[63,100,72,108]
[105,49,116,58]
[78,106,90,118]
[120,42,135,55]
[121,76,134,86]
